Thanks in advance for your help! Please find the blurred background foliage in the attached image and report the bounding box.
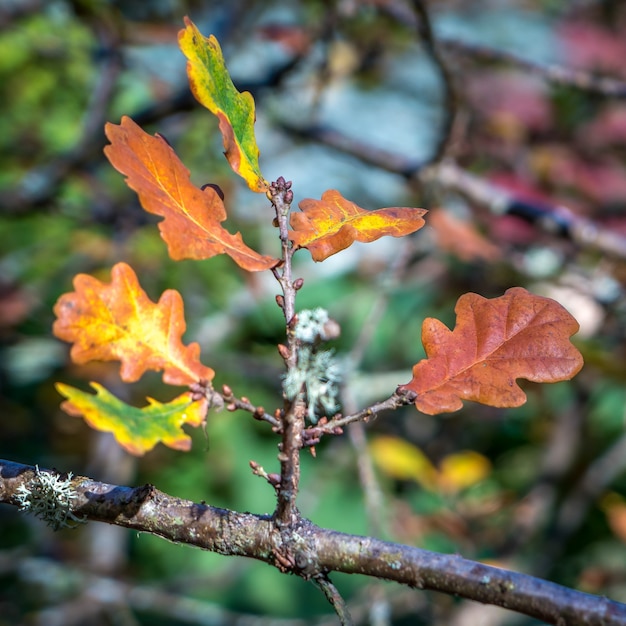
[2,0,626,624]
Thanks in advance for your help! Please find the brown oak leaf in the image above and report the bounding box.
[398,288,583,415]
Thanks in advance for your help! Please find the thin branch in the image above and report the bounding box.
[440,36,626,98]
[313,575,354,626]
[2,459,626,626]
[269,178,304,529]
[378,0,626,98]
[307,391,414,438]
[408,0,458,165]
[221,384,281,429]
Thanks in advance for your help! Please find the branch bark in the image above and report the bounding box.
[2,459,625,626]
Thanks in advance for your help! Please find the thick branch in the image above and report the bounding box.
[2,459,625,626]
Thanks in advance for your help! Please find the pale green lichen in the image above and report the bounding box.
[15,466,86,530]
[283,308,342,424]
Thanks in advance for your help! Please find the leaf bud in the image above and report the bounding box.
[284,189,294,204]
[293,278,304,291]
[222,384,233,397]
[277,344,291,360]
[276,294,285,309]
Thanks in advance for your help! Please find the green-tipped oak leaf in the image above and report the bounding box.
[104,117,278,271]
[289,189,427,261]
[178,17,268,193]
[53,262,214,386]
[397,287,584,415]
[56,382,207,456]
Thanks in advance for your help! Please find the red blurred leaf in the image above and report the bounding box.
[398,288,583,415]
[428,208,502,262]
[53,262,214,386]
[104,116,278,271]
[289,189,426,261]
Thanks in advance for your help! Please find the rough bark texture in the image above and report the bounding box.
[2,459,625,626]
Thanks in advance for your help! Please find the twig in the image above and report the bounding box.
[269,177,304,528]
[313,575,354,626]
[440,37,626,99]
[2,459,626,626]
[313,391,414,436]
[221,384,281,429]
[408,0,458,165]
[379,0,626,98]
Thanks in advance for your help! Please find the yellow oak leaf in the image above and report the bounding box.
[289,189,427,261]
[53,262,214,386]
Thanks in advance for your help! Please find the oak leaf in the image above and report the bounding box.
[178,17,268,193]
[398,288,583,415]
[104,116,278,272]
[56,382,207,456]
[53,262,214,386]
[289,190,426,261]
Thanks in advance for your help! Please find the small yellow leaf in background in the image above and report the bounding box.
[437,450,491,494]
[370,435,491,494]
[369,435,438,490]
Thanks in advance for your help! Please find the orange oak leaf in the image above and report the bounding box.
[397,288,583,415]
[56,382,208,456]
[289,189,427,261]
[104,116,278,272]
[178,18,268,193]
[52,262,214,386]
